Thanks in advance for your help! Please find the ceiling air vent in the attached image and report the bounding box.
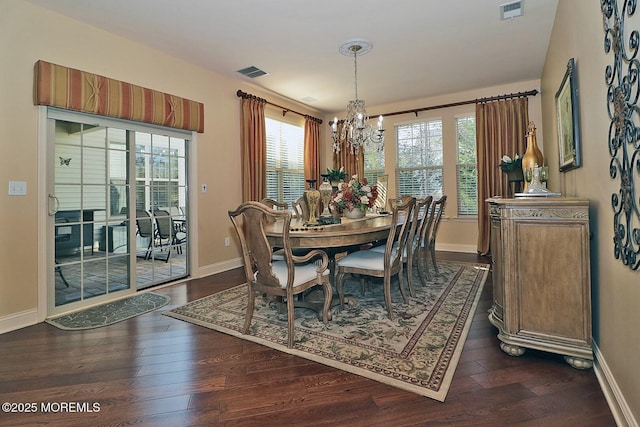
[501,1,523,20]
[237,66,268,79]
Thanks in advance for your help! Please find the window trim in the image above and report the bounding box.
[395,118,444,198]
[455,114,478,217]
[264,114,305,210]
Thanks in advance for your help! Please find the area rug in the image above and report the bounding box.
[165,261,488,401]
[46,292,170,330]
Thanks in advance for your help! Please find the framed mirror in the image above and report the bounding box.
[555,58,581,172]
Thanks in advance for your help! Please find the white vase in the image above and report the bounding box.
[344,208,365,219]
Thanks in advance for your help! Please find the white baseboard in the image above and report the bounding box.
[0,308,39,334]
[593,341,638,427]
[198,257,243,278]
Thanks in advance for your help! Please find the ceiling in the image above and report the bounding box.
[26,0,558,115]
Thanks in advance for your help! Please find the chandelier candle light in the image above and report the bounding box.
[331,39,385,154]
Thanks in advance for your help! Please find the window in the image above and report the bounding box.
[364,146,385,186]
[456,116,478,215]
[134,133,186,212]
[396,120,443,197]
[265,117,305,208]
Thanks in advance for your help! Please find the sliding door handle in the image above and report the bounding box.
[48,194,60,216]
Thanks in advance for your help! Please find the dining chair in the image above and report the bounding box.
[153,209,173,262]
[370,194,414,251]
[135,209,155,260]
[387,194,414,212]
[292,197,304,219]
[405,196,433,295]
[228,201,332,348]
[171,215,187,254]
[414,197,435,283]
[420,195,447,278]
[370,195,431,297]
[374,174,388,212]
[153,209,187,261]
[294,195,323,222]
[335,196,416,320]
[259,198,300,259]
[260,198,289,211]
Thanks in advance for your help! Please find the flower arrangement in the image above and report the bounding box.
[331,175,378,212]
[499,154,522,172]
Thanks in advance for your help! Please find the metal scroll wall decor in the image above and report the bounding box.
[602,0,640,270]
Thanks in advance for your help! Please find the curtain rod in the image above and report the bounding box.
[236,90,323,124]
[381,89,539,118]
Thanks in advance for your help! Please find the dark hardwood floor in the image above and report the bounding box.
[0,252,615,426]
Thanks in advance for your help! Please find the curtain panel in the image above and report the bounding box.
[476,97,528,254]
[33,60,204,133]
[304,118,320,184]
[240,97,267,202]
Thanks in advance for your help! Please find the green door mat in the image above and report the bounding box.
[46,292,170,330]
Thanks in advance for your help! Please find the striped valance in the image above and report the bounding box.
[34,60,204,133]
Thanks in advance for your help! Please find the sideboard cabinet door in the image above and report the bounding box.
[488,206,504,330]
[486,197,592,370]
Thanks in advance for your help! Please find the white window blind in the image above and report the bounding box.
[396,120,443,197]
[364,146,385,186]
[456,116,478,215]
[265,117,305,208]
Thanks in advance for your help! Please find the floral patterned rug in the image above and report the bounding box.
[46,292,170,330]
[165,261,489,401]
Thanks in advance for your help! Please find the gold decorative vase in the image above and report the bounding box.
[319,174,333,218]
[522,121,544,191]
[304,179,320,225]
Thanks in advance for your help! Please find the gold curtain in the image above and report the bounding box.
[476,97,529,254]
[332,121,364,178]
[240,96,267,202]
[304,118,321,184]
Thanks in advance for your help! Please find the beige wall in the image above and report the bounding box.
[542,0,639,423]
[322,80,543,253]
[0,1,322,322]
[0,0,543,322]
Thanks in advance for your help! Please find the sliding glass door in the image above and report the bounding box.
[133,131,188,289]
[48,110,189,315]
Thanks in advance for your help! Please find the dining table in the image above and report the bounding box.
[264,213,397,252]
[264,212,404,317]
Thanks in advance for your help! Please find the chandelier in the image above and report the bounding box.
[331,39,384,154]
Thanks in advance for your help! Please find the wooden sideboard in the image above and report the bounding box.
[486,197,593,369]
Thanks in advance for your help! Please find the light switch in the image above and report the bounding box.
[8,181,27,196]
